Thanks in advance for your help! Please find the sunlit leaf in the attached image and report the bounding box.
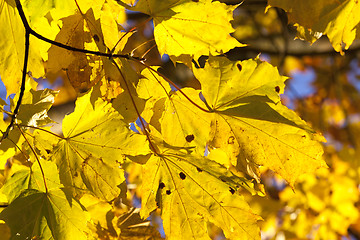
[13,88,58,127]
[130,0,243,62]
[50,88,150,199]
[160,88,211,155]
[194,57,287,111]
[0,0,44,95]
[193,57,325,186]
[0,188,89,239]
[0,127,23,170]
[141,143,260,240]
[1,159,62,203]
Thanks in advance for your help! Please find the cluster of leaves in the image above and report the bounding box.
[0,0,359,239]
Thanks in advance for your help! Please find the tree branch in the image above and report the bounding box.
[14,0,143,60]
[0,29,30,141]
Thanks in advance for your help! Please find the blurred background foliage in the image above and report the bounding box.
[1,0,360,239]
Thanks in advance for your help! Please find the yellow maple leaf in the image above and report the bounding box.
[129,0,243,62]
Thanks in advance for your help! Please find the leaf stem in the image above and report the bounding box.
[18,124,66,140]
[130,58,211,113]
[16,124,48,193]
[111,59,159,154]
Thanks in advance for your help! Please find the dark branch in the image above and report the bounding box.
[0,29,30,141]
[14,0,143,60]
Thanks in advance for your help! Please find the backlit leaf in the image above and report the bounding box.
[0,0,44,95]
[160,88,211,155]
[1,159,62,203]
[131,0,243,61]
[0,188,89,239]
[141,143,260,240]
[50,88,150,199]
[193,57,287,111]
[14,88,58,127]
[193,57,325,186]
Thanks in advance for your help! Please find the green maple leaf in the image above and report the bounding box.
[1,160,62,203]
[0,188,89,239]
[140,143,260,240]
[48,88,150,200]
[192,56,326,186]
[267,0,360,54]
[125,0,243,62]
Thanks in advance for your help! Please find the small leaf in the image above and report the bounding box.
[15,88,58,127]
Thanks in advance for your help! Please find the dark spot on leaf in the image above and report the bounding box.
[74,172,78,177]
[179,172,186,180]
[192,59,200,68]
[227,136,235,144]
[185,134,195,143]
[221,179,226,182]
[192,0,199,2]
[45,149,51,154]
[196,167,202,172]
[302,135,306,138]
[275,86,280,93]
[237,63,242,71]
[93,34,99,42]
[159,182,165,189]
[166,190,171,195]
[229,187,235,194]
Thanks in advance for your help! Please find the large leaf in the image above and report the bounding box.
[191,57,326,186]
[141,143,260,240]
[0,189,89,239]
[49,88,150,199]
[267,0,360,54]
[130,0,243,62]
